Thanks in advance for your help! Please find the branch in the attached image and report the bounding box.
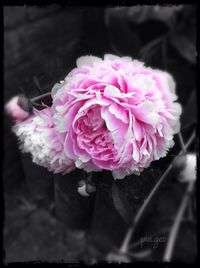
[31,92,51,102]
[163,180,195,262]
[118,130,195,254]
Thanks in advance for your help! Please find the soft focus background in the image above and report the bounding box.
[3,5,197,263]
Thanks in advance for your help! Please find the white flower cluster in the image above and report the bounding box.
[12,114,74,174]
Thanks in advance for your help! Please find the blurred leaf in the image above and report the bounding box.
[106,6,182,29]
[181,90,197,130]
[139,35,164,60]
[111,182,133,225]
[170,33,196,64]
[128,6,182,28]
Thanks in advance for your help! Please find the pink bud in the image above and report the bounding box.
[5,96,30,123]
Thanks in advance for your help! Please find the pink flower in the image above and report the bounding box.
[51,54,182,179]
[5,96,30,123]
[13,107,75,174]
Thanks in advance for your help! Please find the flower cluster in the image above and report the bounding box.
[13,107,75,174]
[7,54,182,179]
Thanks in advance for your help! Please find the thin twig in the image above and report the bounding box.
[119,164,173,254]
[184,130,195,151]
[41,101,50,108]
[178,132,187,153]
[163,180,195,262]
[118,130,195,254]
[30,101,48,108]
[31,92,51,102]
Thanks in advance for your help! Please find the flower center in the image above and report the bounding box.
[75,105,116,158]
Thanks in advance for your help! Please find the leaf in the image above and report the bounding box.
[170,33,196,64]
[128,6,181,28]
[111,182,133,225]
[105,6,182,28]
[181,90,197,130]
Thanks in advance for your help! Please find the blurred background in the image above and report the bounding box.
[3,5,197,263]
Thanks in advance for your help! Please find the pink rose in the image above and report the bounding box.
[5,95,30,123]
[51,54,182,179]
[13,107,75,174]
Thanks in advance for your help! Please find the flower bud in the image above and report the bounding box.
[5,95,31,123]
[17,94,33,113]
[77,184,90,197]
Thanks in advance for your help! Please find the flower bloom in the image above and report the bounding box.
[51,54,182,179]
[5,96,30,123]
[13,107,75,174]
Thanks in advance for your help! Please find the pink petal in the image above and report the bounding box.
[132,101,160,125]
[104,85,121,98]
[108,103,129,124]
